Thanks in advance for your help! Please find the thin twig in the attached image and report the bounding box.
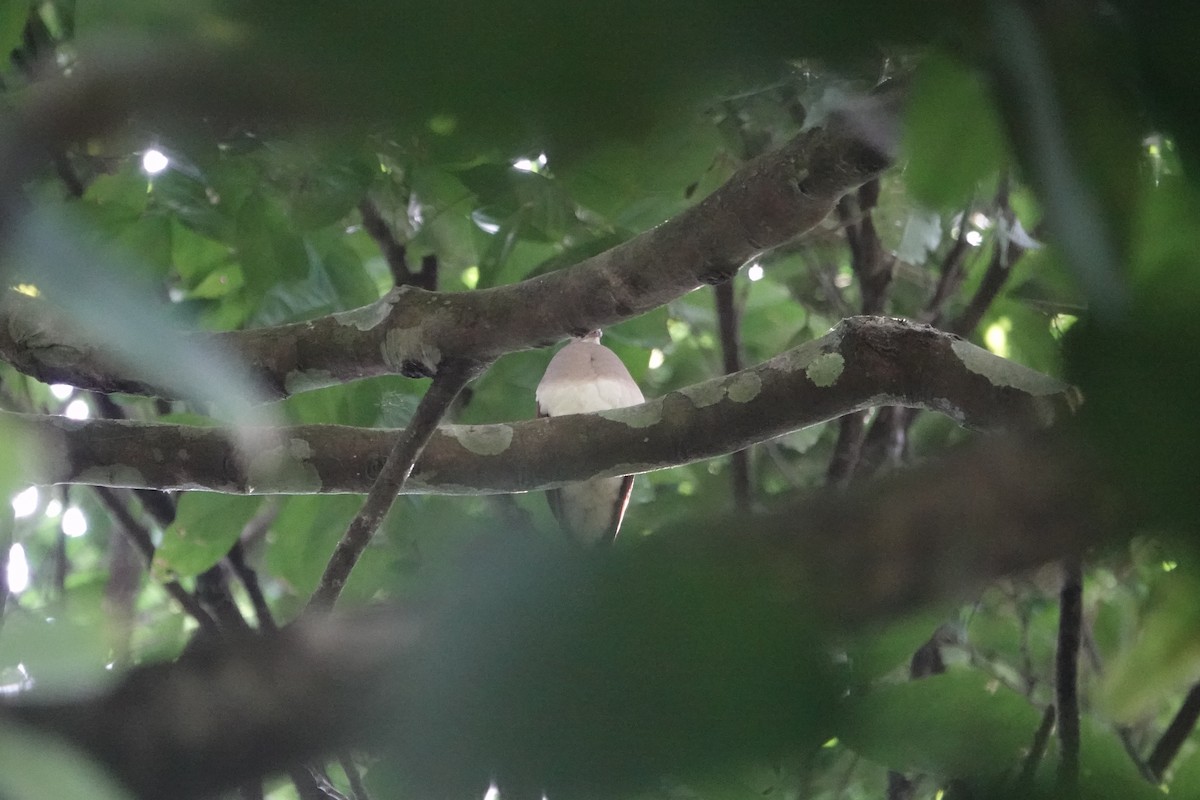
[713,279,751,511]
[227,540,277,633]
[1056,556,1083,795]
[92,486,219,634]
[857,191,1030,480]
[1147,683,1200,782]
[827,180,893,486]
[290,766,339,800]
[197,563,252,633]
[416,253,439,292]
[826,410,866,488]
[1081,624,1157,782]
[358,198,412,287]
[924,202,975,324]
[338,752,373,800]
[1016,704,1056,792]
[0,510,11,630]
[307,358,482,612]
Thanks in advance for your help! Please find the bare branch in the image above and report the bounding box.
[10,317,1078,496]
[1056,557,1083,795]
[713,279,751,511]
[0,89,900,399]
[0,433,1113,800]
[357,199,412,287]
[1147,683,1200,781]
[1016,704,1057,793]
[92,486,219,634]
[307,358,482,611]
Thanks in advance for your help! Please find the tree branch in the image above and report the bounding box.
[1016,704,1057,793]
[1146,682,1200,781]
[0,433,1115,800]
[357,198,413,287]
[828,179,893,487]
[1056,557,1083,795]
[713,279,751,511]
[9,318,1079,496]
[0,89,900,399]
[307,358,481,611]
[92,486,219,634]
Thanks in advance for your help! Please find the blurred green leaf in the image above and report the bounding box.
[235,192,309,296]
[0,613,113,695]
[902,54,1007,209]
[1101,570,1200,721]
[266,494,361,597]
[842,670,1036,776]
[170,219,232,284]
[156,493,263,578]
[0,1,29,60]
[0,722,132,800]
[312,230,381,309]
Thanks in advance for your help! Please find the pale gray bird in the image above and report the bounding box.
[535,330,645,545]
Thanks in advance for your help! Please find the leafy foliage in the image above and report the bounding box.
[3,1,1200,800]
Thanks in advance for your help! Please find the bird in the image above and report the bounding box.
[535,330,645,545]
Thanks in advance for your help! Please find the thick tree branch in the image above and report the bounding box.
[7,318,1079,495]
[0,89,900,399]
[0,434,1114,800]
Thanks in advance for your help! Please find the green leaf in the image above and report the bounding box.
[171,219,232,284]
[188,263,244,299]
[312,231,381,309]
[0,722,132,800]
[0,1,29,61]
[407,166,479,271]
[842,669,1038,776]
[267,494,361,596]
[842,611,956,686]
[83,169,150,215]
[606,306,671,350]
[150,170,229,240]
[902,54,1007,209]
[272,146,376,230]
[1100,571,1200,721]
[0,412,43,500]
[0,613,113,695]
[113,212,173,280]
[155,493,264,578]
[558,114,728,229]
[235,192,309,295]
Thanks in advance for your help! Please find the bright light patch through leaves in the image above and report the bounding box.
[141,148,169,175]
[49,384,74,400]
[44,499,62,518]
[512,153,548,174]
[5,543,29,594]
[984,320,1010,359]
[648,348,665,369]
[747,263,765,281]
[11,486,38,518]
[64,399,90,420]
[61,507,88,538]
